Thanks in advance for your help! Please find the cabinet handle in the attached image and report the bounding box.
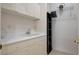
[74,39,79,44]
[0,44,2,49]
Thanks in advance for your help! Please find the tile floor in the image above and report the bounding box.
[49,50,72,55]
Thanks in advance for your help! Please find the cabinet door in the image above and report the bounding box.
[1,3,16,11]
[21,3,40,19]
[2,36,46,55]
[78,44,79,55]
[30,4,40,19]
[15,4,29,15]
[0,50,1,55]
[16,36,46,55]
[2,3,40,19]
[2,44,18,55]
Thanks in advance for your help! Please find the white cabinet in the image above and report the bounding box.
[2,36,46,55]
[1,3,40,20]
[77,40,79,54]
[78,45,79,54]
[0,4,1,44]
[1,3,16,11]
[0,50,1,54]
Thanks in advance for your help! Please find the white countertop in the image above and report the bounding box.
[2,33,46,45]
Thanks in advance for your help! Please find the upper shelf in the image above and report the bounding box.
[1,4,40,20]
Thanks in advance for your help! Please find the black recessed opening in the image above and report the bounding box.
[47,11,57,55]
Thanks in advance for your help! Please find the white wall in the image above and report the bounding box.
[1,11,36,42]
[48,3,78,54]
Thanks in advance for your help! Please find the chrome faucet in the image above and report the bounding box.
[26,28,31,35]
